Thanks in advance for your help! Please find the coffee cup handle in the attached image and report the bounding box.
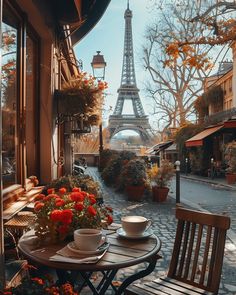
[146,219,152,230]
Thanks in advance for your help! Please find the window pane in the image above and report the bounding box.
[26,32,38,177]
[2,12,18,188]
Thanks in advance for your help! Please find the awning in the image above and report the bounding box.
[52,0,111,45]
[185,125,223,147]
[165,143,178,154]
[146,140,174,155]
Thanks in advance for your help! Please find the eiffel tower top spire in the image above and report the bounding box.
[120,0,136,87]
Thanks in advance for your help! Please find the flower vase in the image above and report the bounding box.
[152,186,169,202]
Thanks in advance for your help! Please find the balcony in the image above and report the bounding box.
[204,107,236,125]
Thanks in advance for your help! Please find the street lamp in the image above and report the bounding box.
[91,51,106,80]
[91,51,107,170]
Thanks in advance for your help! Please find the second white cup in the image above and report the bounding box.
[121,216,152,236]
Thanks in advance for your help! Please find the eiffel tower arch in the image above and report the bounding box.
[108,1,152,144]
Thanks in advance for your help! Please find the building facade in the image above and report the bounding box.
[0,0,111,281]
[185,44,236,175]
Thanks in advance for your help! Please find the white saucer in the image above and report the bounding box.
[116,228,153,239]
[67,236,108,255]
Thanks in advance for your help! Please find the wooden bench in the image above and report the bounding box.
[126,207,230,295]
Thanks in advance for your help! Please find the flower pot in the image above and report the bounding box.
[152,186,169,202]
[126,185,145,201]
[226,173,236,184]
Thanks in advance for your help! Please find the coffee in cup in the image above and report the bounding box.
[74,228,102,251]
[121,216,152,236]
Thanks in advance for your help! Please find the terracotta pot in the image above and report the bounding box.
[126,185,145,201]
[152,186,169,202]
[226,173,236,184]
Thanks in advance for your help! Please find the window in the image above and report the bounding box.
[2,6,18,188]
[25,30,39,177]
[2,2,40,189]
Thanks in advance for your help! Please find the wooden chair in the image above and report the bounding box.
[126,207,231,295]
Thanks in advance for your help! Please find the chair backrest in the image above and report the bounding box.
[168,207,230,294]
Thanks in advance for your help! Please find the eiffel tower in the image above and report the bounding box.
[108,0,152,143]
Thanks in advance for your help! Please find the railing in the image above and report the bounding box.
[204,107,236,125]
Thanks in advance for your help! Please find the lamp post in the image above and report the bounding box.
[185,157,188,176]
[210,157,214,179]
[175,160,181,204]
[91,51,106,170]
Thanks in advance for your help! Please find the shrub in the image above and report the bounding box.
[101,150,136,187]
[99,149,119,171]
[119,159,149,190]
[224,141,236,174]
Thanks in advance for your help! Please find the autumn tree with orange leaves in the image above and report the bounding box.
[143,0,219,131]
[165,0,236,65]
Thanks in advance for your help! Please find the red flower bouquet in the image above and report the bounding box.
[33,187,113,244]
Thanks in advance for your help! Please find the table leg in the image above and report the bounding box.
[79,269,118,295]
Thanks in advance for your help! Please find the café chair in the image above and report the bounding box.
[125,207,231,295]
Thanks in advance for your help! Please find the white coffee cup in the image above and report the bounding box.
[74,228,102,251]
[121,216,152,236]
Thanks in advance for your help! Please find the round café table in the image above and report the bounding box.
[18,227,161,294]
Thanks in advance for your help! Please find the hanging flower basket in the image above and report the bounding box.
[55,72,107,119]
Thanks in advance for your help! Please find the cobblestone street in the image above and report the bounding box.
[87,167,236,295]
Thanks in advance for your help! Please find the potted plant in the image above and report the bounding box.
[149,160,174,202]
[224,141,236,184]
[120,159,149,201]
[33,187,113,244]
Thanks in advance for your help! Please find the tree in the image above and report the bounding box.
[165,1,236,60]
[144,0,215,131]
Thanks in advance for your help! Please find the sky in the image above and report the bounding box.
[74,0,154,128]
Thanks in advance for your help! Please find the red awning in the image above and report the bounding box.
[185,125,223,147]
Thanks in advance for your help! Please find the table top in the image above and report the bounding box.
[18,227,161,272]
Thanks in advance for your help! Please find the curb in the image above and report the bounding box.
[181,175,236,191]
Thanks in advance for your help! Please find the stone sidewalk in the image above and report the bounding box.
[87,167,236,295]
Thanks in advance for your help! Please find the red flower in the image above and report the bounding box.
[74,203,84,211]
[34,202,45,212]
[50,210,62,222]
[34,194,45,201]
[61,209,73,224]
[105,206,113,213]
[72,187,81,192]
[89,197,96,205]
[47,188,55,194]
[59,187,67,194]
[70,192,84,202]
[44,194,58,202]
[31,277,44,285]
[55,199,65,207]
[81,191,88,197]
[87,205,97,216]
[107,215,113,225]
